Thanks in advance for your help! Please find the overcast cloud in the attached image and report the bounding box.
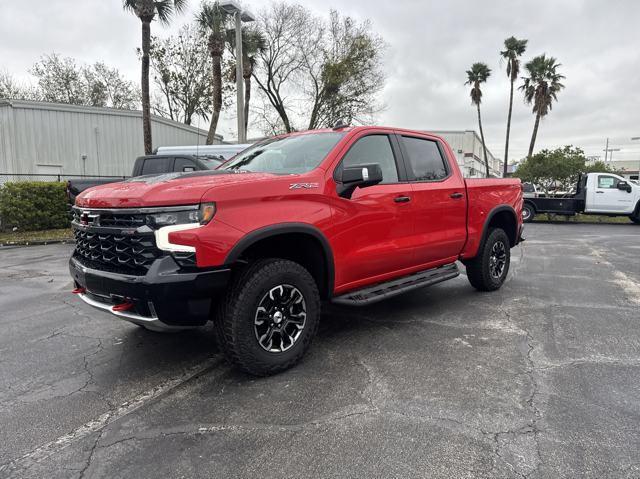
[1,0,639,162]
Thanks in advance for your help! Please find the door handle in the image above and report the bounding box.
[596,191,605,194]
[450,192,464,199]
[394,196,411,203]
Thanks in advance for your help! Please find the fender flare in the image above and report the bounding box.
[479,205,519,248]
[224,223,335,297]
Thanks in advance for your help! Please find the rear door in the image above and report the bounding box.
[329,132,415,289]
[587,174,635,213]
[398,134,467,265]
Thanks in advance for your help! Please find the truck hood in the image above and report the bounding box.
[76,170,280,208]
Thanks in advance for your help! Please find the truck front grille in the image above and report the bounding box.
[73,229,163,274]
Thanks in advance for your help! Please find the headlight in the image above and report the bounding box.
[148,203,216,227]
[153,203,216,254]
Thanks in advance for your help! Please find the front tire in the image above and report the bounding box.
[465,228,511,291]
[215,258,321,376]
[630,215,640,225]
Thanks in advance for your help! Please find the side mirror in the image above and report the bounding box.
[337,163,383,199]
[617,181,632,193]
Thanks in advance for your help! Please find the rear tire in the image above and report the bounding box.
[522,203,535,223]
[215,258,320,376]
[630,215,640,225]
[466,228,511,292]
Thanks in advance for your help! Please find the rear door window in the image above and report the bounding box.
[141,157,171,175]
[401,136,449,181]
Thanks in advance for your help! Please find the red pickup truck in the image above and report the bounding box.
[70,126,523,375]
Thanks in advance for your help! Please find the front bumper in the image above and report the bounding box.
[69,255,231,331]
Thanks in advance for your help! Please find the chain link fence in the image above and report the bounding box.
[0,173,128,184]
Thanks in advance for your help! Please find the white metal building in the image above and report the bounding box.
[0,100,221,178]
[427,130,503,178]
[603,160,640,182]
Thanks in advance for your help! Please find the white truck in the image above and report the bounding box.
[522,172,640,224]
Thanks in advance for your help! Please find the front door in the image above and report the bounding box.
[329,133,415,290]
[587,174,634,213]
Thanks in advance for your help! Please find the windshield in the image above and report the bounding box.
[221,132,345,174]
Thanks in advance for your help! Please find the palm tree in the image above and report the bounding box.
[500,36,527,177]
[227,27,266,139]
[465,62,492,177]
[123,0,187,154]
[197,2,230,145]
[520,54,565,159]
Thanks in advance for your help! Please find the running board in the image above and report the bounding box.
[332,263,459,306]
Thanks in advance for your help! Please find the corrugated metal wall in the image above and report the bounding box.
[0,100,218,177]
[429,130,503,178]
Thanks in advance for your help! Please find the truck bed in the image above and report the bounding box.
[462,178,523,258]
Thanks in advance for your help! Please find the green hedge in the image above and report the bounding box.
[0,182,69,231]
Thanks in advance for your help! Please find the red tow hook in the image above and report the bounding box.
[72,287,86,295]
[112,301,134,312]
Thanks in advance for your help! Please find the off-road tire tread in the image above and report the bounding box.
[215,258,320,376]
[466,228,510,292]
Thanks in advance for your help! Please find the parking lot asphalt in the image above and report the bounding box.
[0,223,639,478]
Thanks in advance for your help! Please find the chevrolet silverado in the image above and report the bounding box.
[70,126,524,375]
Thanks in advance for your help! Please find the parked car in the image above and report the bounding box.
[69,126,524,375]
[155,144,252,161]
[66,154,221,204]
[522,173,640,223]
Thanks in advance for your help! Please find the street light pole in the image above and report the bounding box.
[234,12,245,143]
[220,0,254,144]
[632,137,640,182]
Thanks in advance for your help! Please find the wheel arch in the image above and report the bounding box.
[480,205,519,249]
[224,223,335,299]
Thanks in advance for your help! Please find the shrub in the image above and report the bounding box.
[0,182,69,231]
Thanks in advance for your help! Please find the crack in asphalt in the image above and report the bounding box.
[77,430,103,479]
[492,303,543,478]
[0,358,223,478]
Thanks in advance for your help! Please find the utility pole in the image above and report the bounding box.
[632,137,640,181]
[603,138,620,163]
[220,0,254,144]
[608,148,621,162]
[234,11,245,143]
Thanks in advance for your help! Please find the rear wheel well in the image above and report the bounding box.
[235,233,331,299]
[487,209,518,247]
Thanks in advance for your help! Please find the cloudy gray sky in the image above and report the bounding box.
[2,0,639,162]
